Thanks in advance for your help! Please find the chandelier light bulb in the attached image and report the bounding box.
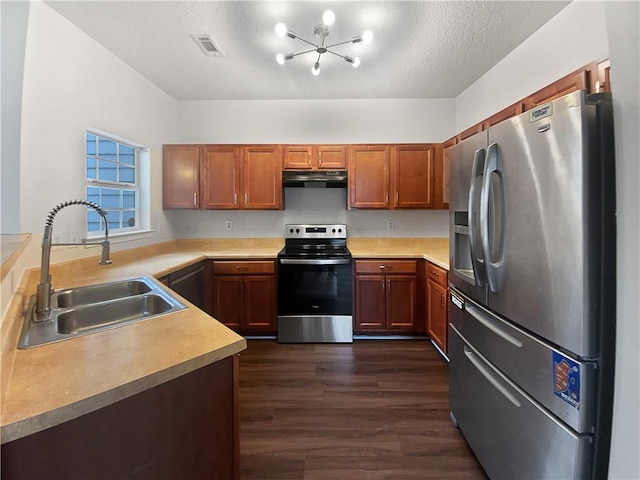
[312,63,320,76]
[352,57,361,68]
[276,53,285,65]
[275,23,287,37]
[362,30,373,44]
[322,10,335,26]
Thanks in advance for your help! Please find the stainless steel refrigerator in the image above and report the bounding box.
[448,90,616,480]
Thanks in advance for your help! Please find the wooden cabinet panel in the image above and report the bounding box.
[354,275,387,331]
[426,263,448,285]
[427,279,448,355]
[283,145,313,170]
[163,145,200,209]
[317,145,346,169]
[203,146,242,209]
[526,69,589,108]
[348,145,391,208]
[482,101,526,130]
[243,145,282,210]
[354,259,419,334]
[284,145,346,170]
[596,59,611,93]
[212,260,277,334]
[386,275,417,330]
[355,260,417,274]
[244,276,276,331]
[392,145,434,209]
[213,275,244,330]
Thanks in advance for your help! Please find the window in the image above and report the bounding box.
[85,131,142,234]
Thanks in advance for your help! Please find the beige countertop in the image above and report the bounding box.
[1,237,448,444]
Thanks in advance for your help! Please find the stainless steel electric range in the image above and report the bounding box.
[277,224,353,343]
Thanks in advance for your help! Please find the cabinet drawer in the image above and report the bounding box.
[213,261,275,275]
[355,260,417,274]
[427,262,448,286]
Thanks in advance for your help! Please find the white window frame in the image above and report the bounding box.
[85,128,150,240]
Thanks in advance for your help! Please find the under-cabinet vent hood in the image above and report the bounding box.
[282,170,347,188]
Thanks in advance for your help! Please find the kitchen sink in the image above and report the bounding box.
[55,279,152,308]
[19,277,185,349]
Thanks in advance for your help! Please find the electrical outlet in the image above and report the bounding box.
[387,221,394,231]
[225,220,233,231]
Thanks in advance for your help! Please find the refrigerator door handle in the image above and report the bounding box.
[462,344,522,408]
[468,147,486,287]
[466,303,523,348]
[480,142,507,293]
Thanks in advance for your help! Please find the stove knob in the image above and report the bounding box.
[338,228,342,233]
[289,228,294,234]
[295,228,300,234]
[332,228,336,233]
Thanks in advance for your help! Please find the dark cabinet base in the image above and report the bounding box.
[2,356,239,480]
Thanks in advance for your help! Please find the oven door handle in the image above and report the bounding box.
[279,258,352,265]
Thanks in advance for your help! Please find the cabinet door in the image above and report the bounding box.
[348,145,390,209]
[392,145,434,209]
[427,279,448,354]
[354,274,387,331]
[596,59,611,93]
[283,145,313,170]
[244,275,276,332]
[526,69,588,108]
[203,146,242,209]
[386,275,417,330]
[163,145,200,209]
[243,145,283,210]
[317,145,346,170]
[212,275,244,330]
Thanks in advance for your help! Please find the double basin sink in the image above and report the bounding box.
[19,277,186,348]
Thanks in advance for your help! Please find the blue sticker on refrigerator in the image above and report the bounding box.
[553,351,580,408]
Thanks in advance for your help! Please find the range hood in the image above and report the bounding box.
[282,170,347,188]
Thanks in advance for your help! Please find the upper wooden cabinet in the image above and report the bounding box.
[243,145,283,209]
[596,59,611,93]
[348,144,436,210]
[202,145,242,209]
[283,145,346,170]
[348,145,391,208]
[164,144,283,210]
[434,137,456,210]
[163,145,201,209]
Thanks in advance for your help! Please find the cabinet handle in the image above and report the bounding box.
[379,265,386,270]
[244,193,248,206]
[387,279,391,290]
[308,153,312,166]
[234,193,237,206]
[193,192,197,206]
[395,192,399,205]
[385,193,389,204]
[441,294,446,308]
[318,152,323,166]
[431,270,439,277]
[235,266,249,270]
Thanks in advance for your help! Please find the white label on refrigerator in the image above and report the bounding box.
[530,103,553,122]
[450,292,464,310]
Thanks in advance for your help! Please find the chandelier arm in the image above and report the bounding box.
[324,39,357,49]
[325,50,349,60]
[291,36,318,49]
[290,47,319,57]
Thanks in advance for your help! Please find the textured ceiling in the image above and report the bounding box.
[45,1,570,101]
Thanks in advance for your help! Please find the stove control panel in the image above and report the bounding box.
[284,224,347,239]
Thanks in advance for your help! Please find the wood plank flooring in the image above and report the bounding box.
[238,340,487,479]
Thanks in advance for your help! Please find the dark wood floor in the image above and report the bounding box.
[238,340,487,479]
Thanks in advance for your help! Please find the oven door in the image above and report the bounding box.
[278,258,353,316]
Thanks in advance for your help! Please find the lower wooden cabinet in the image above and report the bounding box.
[425,261,449,356]
[354,259,418,333]
[212,260,276,334]
[1,356,240,480]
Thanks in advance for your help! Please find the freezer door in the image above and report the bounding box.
[449,131,488,304]
[485,91,597,357]
[449,325,592,480]
[450,288,597,433]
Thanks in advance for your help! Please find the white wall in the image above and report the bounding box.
[455,1,609,132]
[603,3,640,478]
[18,1,178,268]
[170,97,454,238]
[454,1,639,477]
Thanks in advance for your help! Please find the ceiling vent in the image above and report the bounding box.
[190,34,223,57]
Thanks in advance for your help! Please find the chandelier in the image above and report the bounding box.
[275,10,373,76]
